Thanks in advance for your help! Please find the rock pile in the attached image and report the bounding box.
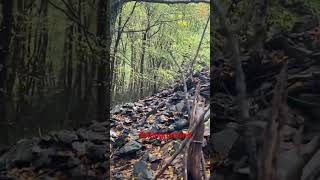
[0,71,210,179]
[211,20,320,180]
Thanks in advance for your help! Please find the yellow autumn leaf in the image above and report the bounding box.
[178,20,188,27]
[199,4,208,17]
[168,166,174,177]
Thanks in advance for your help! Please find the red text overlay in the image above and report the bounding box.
[139,131,192,140]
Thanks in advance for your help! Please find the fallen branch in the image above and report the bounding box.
[187,83,205,179]
[258,62,288,180]
[153,105,210,180]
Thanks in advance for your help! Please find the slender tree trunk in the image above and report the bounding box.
[111,7,123,94]
[37,0,49,98]
[65,24,74,124]
[140,31,147,98]
[14,0,27,122]
[0,0,14,145]
[129,33,135,95]
[96,0,111,122]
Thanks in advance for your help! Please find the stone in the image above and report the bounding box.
[212,129,239,156]
[123,102,135,108]
[302,149,320,180]
[277,149,304,180]
[285,45,312,61]
[72,141,86,155]
[77,129,108,143]
[87,144,106,161]
[0,139,34,169]
[111,105,122,114]
[174,119,188,130]
[133,160,153,180]
[166,124,175,133]
[54,130,78,144]
[89,122,108,132]
[175,101,185,112]
[148,154,161,163]
[117,141,142,155]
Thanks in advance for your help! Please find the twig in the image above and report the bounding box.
[184,83,201,180]
[188,15,210,76]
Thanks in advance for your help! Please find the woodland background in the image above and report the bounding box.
[0,0,209,145]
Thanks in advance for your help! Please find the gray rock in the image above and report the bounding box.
[54,130,78,144]
[167,124,175,133]
[277,149,304,180]
[157,115,167,123]
[87,144,106,161]
[175,101,185,112]
[212,129,239,156]
[111,105,122,114]
[148,154,161,163]
[117,141,142,155]
[285,45,312,61]
[49,151,72,167]
[174,119,189,130]
[77,129,108,143]
[133,160,153,180]
[141,151,149,161]
[33,147,56,168]
[89,122,108,132]
[123,102,135,108]
[0,139,34,169]
[72,141,86,155]
[302,149,320,180]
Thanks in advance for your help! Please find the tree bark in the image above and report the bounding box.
[0,0,14,144]
[96,0,111,122]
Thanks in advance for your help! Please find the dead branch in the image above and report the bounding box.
[187,82,205,179]
[183,82,200,179]
[188,16,210,76]
[153,105,210,180]
[183,82,201,180]
[258,62,288,180]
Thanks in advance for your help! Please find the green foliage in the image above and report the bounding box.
[268,6,298,30]
[305,0,320,14]
[112,2,210,102]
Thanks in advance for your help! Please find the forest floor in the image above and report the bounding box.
[110,70,210,179]
[0,71,210,180]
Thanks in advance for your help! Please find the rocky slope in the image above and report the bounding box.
[211,17,320,180]
[0,71,210,180]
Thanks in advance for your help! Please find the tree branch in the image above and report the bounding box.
[153,105,210,180]
[189,15,210,76]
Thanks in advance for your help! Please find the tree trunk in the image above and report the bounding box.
[0,0,14,145]
[96,0,111,122]
[140,31,147,98]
